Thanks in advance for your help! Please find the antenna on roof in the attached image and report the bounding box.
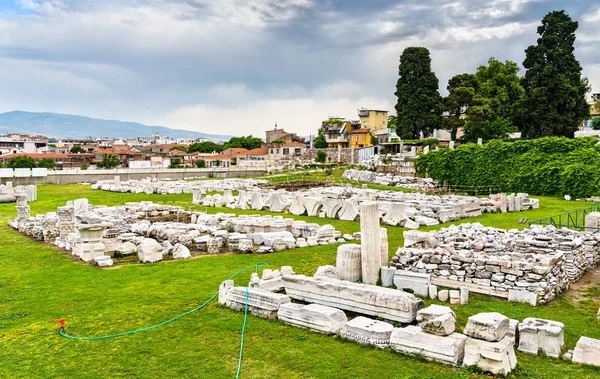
[274,122,278,130]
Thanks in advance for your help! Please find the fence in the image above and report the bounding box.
[529,204,600,232]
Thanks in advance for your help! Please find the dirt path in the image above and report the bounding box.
[566,265,600,302]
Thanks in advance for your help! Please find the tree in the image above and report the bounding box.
[7,156,36,168]
[315,150,327,163]
[271,139,286,144]
[70,145,85,154]
[195,159,206,168]
[591,118,600,131]
[80,164,88,170]
[223,135,263,150]
[519,10,590,138]
[314,133,327,148]
[96,154,121,169]
[188,141,223,154]
[169,145,188,152]
[474,58,524,123]
[0,162,4,168]
[370,132,378,146]
[37,158,56,169]
[169,158,182,168]
[395,47,443,139]
[443,73,479,139]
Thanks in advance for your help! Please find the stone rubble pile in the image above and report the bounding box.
[390,223,600,304]
[91,176,267,195]
[10,198,347,267]
[198,184,539,229]
[342,168,432,191]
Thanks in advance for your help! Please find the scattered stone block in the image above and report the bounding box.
[460,287,469,305]
[314,265,340,279]
[438,290,449,302]
[393,270,431,297]
[390,325,467,366]
[417,305,456,336]
[463,336,517,376]
[277,303,347,334]
[222,284,291,319]
[172,243,191,259]
[573,336,600,366]
[449,290,460,305]
[380,266,396,287]
[508,289,537,306]
[282,275,424,323]
[428,285,438,300]
[517,318,564,358]
[340,316,394,348]
[464,312,509,342]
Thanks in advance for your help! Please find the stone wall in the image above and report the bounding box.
[301,148,358,164]
[391,223,600,304]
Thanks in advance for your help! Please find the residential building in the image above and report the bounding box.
[0,153,69,168]
[322,119,353,148]
[0,134,49,154]
[581,94,600,130]
[246,147,269,161]
[349,128,373,148]
[221,148,250,165]
[269,142,306,160]
[93,148,142,168]
[203,154,232,168]
[265,124,305,144]
[358,108,388,131]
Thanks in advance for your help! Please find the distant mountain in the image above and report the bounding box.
[0,111,233,142]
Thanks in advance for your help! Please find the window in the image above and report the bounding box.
[283,148,289,155]
[363,121,367,127]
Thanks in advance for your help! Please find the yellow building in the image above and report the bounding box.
[348,128,373,148]
[358,108,388,131]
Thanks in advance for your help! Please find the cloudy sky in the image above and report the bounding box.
[0,0,598,137]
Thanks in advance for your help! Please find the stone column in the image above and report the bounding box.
[380,227,389,267]
[500,193,507,213]
[360,201,381,285]
[350,146,356,164]
[336,244,362,282]
[57,205,75,245]
[15,192,30,222]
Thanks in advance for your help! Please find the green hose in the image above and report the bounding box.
[59,262,268,378]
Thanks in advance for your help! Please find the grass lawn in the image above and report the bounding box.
[2,184,600,378]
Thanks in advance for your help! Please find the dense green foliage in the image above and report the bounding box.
[37,158,56,169]
[394,47,443,139]
[169,145,188,152]
[70,145,86,153]
[591,117,600,131]
[315,150,327,163]
[195,159,206,168]
[7,156,36,168]
[271,139,286,144]
[223,135,263,150]
[188,141,223,154]
[416,137,600,198]
[0,162,4,168]
[444,58,522,142]
[314,133,327,148]
[96,154,121,169]
[169,158,182,168]
[80,164,88,170]
[519,11,590,138]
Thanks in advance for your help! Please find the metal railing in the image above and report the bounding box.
[529,204,600,232]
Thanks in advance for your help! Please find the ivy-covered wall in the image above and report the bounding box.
[415,137,600,198]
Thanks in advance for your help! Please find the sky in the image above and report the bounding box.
[0,0,598,137]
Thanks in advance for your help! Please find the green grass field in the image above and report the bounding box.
[2,184,600,378]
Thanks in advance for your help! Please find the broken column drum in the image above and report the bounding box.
[360,201,381,285]
[336,244,362,282]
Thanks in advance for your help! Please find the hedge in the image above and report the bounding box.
[415,137,600,198]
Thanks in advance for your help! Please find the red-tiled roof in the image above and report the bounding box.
[95,149,141,155]
[205,154,233,160]
[226,148,250,154]
[247,147,268,155]
[0,153,69,159]
[282,142,305,147]
[349,128,370,134]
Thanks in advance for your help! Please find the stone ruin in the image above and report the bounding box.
[342,168,429,191]
[390,222,600,305]
[92,177,267,195]
[215,200,600,375]
[198,184,539,230]
[0,183,37,203]
[10,198,348,267]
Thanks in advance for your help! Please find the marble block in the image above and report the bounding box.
[464,312,509,342]
[517,318,564,358]
[277,303,347,334]
[573,336,600,367]
[463,336,517,376]
[416,305,456,336]
[339,316,394,348]
[390,325,467,366]
[223,285,291,319]
[282,275,424,323]
[393,270,431,297]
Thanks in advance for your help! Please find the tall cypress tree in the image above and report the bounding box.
[394,47,443,139]
[520,10,590,138]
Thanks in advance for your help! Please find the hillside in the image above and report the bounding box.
[0,111,233,142]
